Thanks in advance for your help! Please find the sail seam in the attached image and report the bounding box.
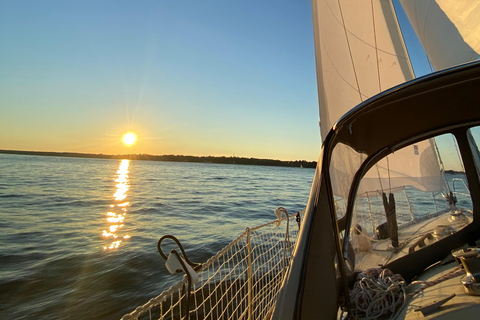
[319,37,369,100]
[317,0,368,99]
[324,0,408,58]
[336,0,363,102]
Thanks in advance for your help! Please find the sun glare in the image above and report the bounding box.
[122,132,136,146]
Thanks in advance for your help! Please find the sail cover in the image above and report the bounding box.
[400,0,480,71]
[312,0,445,197]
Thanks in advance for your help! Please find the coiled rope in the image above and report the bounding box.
[349,268,406,320]
[349,265,466,319]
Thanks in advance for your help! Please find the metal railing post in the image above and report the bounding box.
[246,228,253,320]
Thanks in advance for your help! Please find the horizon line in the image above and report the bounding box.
[0,149,318,165]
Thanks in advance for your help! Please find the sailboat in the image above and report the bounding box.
[272,0,480,319]
[121,1,480,319]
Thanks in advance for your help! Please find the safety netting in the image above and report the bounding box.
[121,210,303,320]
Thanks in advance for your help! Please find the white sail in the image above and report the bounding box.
[400,0,480,71]
[329,140,445,201]
[358,139,444,194]
[312,0,445,198]
[313,0,414,140]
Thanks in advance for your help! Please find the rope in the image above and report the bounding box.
[408,265,465,297]
[348,264,466,320]
[349,268,406,320]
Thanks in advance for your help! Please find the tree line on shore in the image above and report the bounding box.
[0,149,317,168]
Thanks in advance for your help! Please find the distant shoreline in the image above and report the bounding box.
[0,149,317,168]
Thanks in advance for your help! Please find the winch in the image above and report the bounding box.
[452,248,480,295]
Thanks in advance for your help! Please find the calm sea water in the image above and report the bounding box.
[0,154,315,320]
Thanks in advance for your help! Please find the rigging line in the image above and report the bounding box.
[421,0,435,73]
[427,54,435,73]
[433,138,452,193]
[376,164,384,194]
[336,0,363,102]
[391,0,417,78]
[371,0,382,93]
[452,135,466,173]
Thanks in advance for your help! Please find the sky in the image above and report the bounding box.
[0,1,448,162]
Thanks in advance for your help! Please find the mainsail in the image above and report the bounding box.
[312,0,445,199]
[313,0,414,140]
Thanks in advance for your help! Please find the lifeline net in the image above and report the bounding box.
[121,211,303,320]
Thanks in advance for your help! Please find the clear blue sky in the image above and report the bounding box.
[0,1,435,161]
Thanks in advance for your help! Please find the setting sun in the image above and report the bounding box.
[122,133,136,146]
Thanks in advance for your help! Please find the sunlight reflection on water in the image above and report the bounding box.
[0,154,316,319]
[103,159,131,250]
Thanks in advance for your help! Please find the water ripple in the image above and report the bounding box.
[0,154,315,319]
